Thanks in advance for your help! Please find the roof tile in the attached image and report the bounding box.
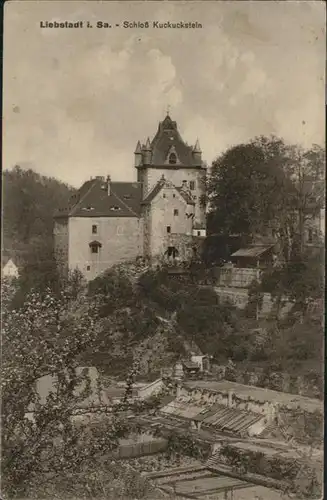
[147,115,203,168]
[55,178,142,218]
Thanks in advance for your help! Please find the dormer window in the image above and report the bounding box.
[168,153,177,165]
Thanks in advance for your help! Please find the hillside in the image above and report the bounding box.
[2,165,75,253]
[2,166,75,293]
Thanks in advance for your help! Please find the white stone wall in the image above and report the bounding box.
[213,287,294,318]
[148,186,193,257]
[218,267,261,288]
[68,216,143,280]
[144,167,206,225]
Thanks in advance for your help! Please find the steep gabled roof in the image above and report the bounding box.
[1,252,24,269]
[55,178,142,218]
[141,179,195,206]
[148,115,202,167]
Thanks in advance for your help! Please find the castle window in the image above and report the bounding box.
[168,153,177,165]
[173,193,176,198]
[308,229,313,243]
[174,209,179,216]
[87,266,90,271]
[92,225,97,234]
[190,180,195,191]
[163,193,166,198]
[89,240,102,254]
[166,226,171,233]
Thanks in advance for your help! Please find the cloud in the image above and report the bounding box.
[3,1,325,187]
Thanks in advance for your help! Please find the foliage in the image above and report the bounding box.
[1,283,130,498]
[207,137,325,261]
[2,166,75,301]
[207,137,294,237]
[218,444,322,499]
[245,279,264,319]
[154,429,210,461]
[2,165,74,248]
[259,249,323,314]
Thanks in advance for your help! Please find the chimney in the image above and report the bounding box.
[106,175,111,196]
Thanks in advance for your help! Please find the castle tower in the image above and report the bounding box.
[134,114,207,228]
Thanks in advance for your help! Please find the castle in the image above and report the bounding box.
[54,114,207,280]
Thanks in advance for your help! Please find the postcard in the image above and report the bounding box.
[2,1,325,499]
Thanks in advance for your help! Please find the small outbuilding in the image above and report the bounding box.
[182,361,201,377]
[1,255,20,279]
[231,244,275,269]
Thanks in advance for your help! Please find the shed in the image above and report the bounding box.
[230,245,275,269]
[182,361,201,377]
[1,255,20,279]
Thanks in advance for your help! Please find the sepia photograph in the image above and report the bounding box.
[1,1,325,499]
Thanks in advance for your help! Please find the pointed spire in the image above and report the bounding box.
[144,137,151,150]
[134,140,142,154]
[193,138,201,153]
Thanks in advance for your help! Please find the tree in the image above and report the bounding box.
[207,137,325,262]
[1,283,130,498]
[2,166,75,304]
[2,165,74,250]
[207,138,293,240]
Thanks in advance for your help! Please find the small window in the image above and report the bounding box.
[173,193,176,198]
[168,153,177,165]
[197,231,201,236]
[91,246,98,254]
[167,226,171,234]
[190,181,195,191]
[163,193,166,198]
[92,225,97,234]
[86,265,90,271]
[174,209,179,216]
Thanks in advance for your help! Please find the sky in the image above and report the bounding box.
[3,1,326,187]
